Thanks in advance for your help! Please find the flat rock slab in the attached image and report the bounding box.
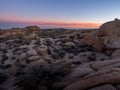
[88,84,116,90]
[64,68,120,90]
[91,58,120,70]
[68,67,94,79]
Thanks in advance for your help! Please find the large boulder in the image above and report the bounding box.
[82,19,120,51]
[82,30,97,46]
[99,19,120,48]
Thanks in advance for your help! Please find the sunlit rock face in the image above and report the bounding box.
[0,26,41,39]
[98,19,120,48]
[82,19,120,51]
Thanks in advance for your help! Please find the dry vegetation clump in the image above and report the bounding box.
[15,62,71,90]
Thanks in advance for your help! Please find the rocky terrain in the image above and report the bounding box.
[0,19,120,90]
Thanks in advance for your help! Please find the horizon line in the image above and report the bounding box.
[0,21,101,28]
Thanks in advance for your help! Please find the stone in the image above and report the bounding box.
[94,36,104,51]
[88,84,116,90]
[28,55,40,61]
[26,49,37,56]
[90,58,120,70]
[0,26,41,40]
[64,42,75,46]
[116,84,120,90]
[82,30,97,46]
[67,66,94,79]
[111,49,120,58]
[64,68,120,90]
[98,19,120,49]
[82,19,120,51]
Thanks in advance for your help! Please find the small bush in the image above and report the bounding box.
[34,40,41,45]
[0,73,7,84]
[1,55,8,64]
[0,64,12,70]
[88,53,96,61]
[52,48,65,59]
[57,51,65,58]
[44,39,52,46]
[47,48,52,55]
[2,49,8,53]
[15,62,71,90]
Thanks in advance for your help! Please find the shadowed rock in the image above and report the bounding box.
[64,68,120,90]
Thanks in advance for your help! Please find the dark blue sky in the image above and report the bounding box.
[0,0,120,28]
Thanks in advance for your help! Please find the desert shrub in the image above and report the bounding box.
[1,55,8,64]
[43,58,52,64]
[15,62,71,90]
[34,40,41,45]
[15,62,26,77]
[57,51,65,58]
[2,49,8,53]
[22,47,29,52]
[0,38,4,43]
[44,39,52,46]
[12,57,16,60]
[0,72,7,84]
[72,61,81,65]
[51,54,59,59]
[0,64,12,70]
[68,54,74,59]
[53,48,65,59]
[86,46,94,51]
[88,53,96,61]
[13,48,21,53]
[24,40,30,45]
[47,48,52,55]
[14,39,23,44]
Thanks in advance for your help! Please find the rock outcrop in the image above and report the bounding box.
[82,19,120,51]
[64,59,120,90]
[0,26,41,39]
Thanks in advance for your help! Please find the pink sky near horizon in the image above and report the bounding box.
[1,0,120,29]
[0,14,101,28]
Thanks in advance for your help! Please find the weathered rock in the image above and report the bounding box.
[0,26,41,40]
[28,55,40,61]
[66,66,94,79]
[64,42,75,46]
[100,62,120,70]
[84,68,119,78]
[82,19,120,51]
[116,84,120,90]
[26,49,37,56]
[82,30,97,46]
[94,36,104,51]
[88,84,116,90]
[96,53,110,61]
[90,58,120,70]
[98,19,120,49]
[64,68,120,90]
[111,49,120,58]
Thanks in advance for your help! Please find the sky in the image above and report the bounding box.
[0,0,120,29]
